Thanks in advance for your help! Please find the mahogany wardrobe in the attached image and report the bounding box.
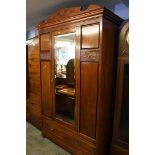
[37,5,123,155]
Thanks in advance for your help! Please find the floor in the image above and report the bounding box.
[26,122,71,155]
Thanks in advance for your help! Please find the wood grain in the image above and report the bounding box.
[109,21,129,155]
[41,61,52,117]
[27,37,41,129]
[81,24,99,49]
[80,62,98,139]
[40,33,50,51]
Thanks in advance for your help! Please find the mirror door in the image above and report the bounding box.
[53,32,76,125]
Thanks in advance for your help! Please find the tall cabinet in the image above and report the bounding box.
[37,5,123,155]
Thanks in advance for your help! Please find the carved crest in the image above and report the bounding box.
[37,5,123,29]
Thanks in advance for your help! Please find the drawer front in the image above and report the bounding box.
[42,117,96,155]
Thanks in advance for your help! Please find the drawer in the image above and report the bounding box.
[43,117,96,155]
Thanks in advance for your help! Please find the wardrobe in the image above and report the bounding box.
[110,21,129,155]
[37,5,123,155]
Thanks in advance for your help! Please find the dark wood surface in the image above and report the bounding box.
[26,45,29,99]
[81,24,100,49]
[110,21,129,155]
[110,144,129,155]
[26,45,30,121]
[40,33,50,51]
[80,62,98,139]
[41,61,52,117]
[38,4,123,155]
[27,37,42,129]
[43,116,96,155]
[96,18,120,155]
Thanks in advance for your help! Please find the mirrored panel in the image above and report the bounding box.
[54,33,76,124]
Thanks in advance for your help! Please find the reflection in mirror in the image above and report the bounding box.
[54,33,76,124]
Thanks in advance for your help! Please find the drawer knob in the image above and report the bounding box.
[50,128,55,131]
[74,140,81,146]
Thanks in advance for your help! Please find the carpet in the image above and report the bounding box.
[26,122,71,155]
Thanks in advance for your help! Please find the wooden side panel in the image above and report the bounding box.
[28,38,40,59]
[26,45,29,99]
[80,62,98,139]
[81,24,99,49]
[28,47,40,59]
[96,19,119,155]
[26,45,30,121]
[27,37,41,129]
[110,144,129,155]
[26,99,30,121]
[40,33,50,51]
[41,61,51,117]
[30,106,42,129]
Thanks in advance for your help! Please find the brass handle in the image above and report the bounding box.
[74,140,81,146]
[50,128,55,131]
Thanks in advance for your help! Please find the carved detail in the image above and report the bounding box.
[37,5,102,29]
[37,5,123,30]
[40,52,50,60]
[119,50,129,57]
[119,21,129,57]
[49,5,102,21]
[81,51,99,62]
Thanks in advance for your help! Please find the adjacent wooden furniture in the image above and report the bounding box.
[37,5,123,155]
[26,37,42,129]
[110,21,129,155]
[26,45,30,121]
